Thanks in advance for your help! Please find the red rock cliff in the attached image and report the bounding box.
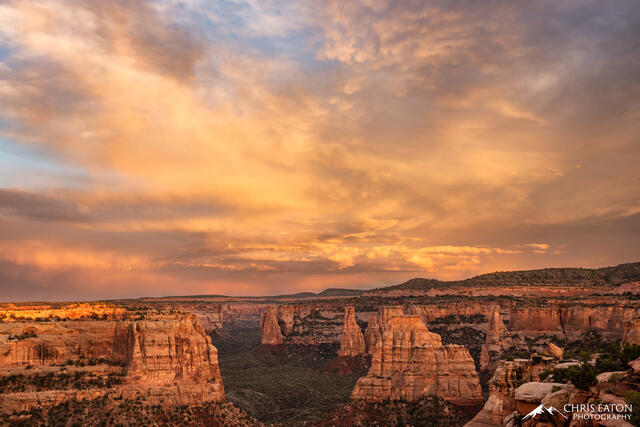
[0,311,225,413]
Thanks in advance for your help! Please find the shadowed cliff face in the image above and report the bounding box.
[0,307,225,415]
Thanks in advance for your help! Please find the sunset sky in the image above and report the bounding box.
[0,0,639,300]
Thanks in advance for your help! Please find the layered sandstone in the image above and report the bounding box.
[0,311,225,414]
[363,306,404,355]
[510,305,637,335]
[465,355,555,426]
[338,306,366,357]
[260,306,284,345]
[351,311,482,403]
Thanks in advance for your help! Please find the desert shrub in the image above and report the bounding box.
[595,343,640,373]
[538,369,552,380]
[625,391,640,426]
[552,363,597,390]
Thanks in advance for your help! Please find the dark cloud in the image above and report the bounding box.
[0,189,88,222]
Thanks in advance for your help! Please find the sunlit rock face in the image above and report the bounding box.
[260,306,284,345]
[465,355,555,427]
[510,305,636,334]
[351,310,482,403]
[0,311,225,414]
[338,306,366,357]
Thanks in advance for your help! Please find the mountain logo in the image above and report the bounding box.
[523,404,568,421]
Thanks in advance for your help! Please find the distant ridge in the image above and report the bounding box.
[136,261,639,300]
[146,287,365,300]
[376,262,640,292]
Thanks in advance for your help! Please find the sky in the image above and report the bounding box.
[0,0,639,300]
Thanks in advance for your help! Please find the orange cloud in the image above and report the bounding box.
[0,0,638,300]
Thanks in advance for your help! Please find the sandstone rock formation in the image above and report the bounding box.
[621,318,640,347]
[351,310,482,404]
[363,306,404,355]
[378,305,404,324]
[465,355,555,426]
[480,306,507,372]
[0,311,225,414]
[338,306,366,357]
[277,305,296,335]
[363,314,381,355]
[260,306,284,345]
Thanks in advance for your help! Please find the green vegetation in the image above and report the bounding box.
[0,371,125,393]
[428,314,486,325]
[429,326,485,368]
[7,331,37,341]
[215,328,361,425]
[551,363,597,390]
[58,357,127,368]
[541,334,639,390]
[501,348,534,360]
[378,262,640,291]
[324,397,467,426]
[0,396,256,426]
[625,391,640,426]
[595,343,640,373]
[560,330,640,372]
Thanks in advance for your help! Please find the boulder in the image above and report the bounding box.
[515,382,565,403]
[596,371,626,383]
[547,342,563,359]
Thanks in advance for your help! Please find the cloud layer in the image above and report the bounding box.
[0,0,638,300]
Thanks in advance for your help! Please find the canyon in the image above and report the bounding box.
[2,262,640,425]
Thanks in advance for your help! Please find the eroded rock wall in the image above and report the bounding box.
[0,312,225,414]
